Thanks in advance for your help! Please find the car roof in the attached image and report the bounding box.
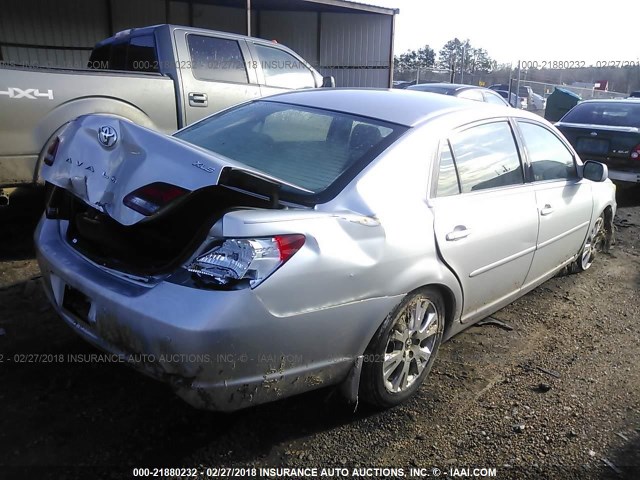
[576,99,640,105]
[261,88,533,127]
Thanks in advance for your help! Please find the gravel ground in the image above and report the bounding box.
[0,187,639,480]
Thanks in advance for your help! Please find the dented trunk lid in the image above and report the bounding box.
[41,115,302,226]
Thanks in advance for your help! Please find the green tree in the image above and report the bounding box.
[394,45,436,73]
[437,38,495,75]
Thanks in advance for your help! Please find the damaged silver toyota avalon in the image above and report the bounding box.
[35,89,616,411]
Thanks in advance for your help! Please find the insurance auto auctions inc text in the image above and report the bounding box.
[255,466,498,478]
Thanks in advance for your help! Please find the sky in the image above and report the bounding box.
[364,0,639,67]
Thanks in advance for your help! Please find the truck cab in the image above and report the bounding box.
[89,25,326,125]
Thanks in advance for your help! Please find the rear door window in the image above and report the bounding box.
[449,122,524,192]
[187,35,249,84]
[254,45,316,89]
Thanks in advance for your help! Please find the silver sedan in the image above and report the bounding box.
[35,89,616,411]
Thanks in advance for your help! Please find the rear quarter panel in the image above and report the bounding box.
[207,125,463,354]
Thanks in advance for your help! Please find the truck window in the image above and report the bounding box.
[88,45,110,69]
[187,35,249,84]
[109,42,127,70]
[127,35,159,72]
[254,45,316,89]
[88,34,158,72]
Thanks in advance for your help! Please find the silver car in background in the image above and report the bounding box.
[35,89,616,411]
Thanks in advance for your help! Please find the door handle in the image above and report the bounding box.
[446,226,472,241]
[540,204,554,216]
[188,92,208,107]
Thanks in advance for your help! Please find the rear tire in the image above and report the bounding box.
[360,288,445,408]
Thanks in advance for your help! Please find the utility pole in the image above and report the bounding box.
[460,45,466,84]
[515,61,522,108]
[246,0,251,36]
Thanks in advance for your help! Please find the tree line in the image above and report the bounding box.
[394,38,640,93]
[394,38,495,75]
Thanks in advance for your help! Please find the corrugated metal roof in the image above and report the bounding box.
[301,0,399,15]
[207,0,398,15]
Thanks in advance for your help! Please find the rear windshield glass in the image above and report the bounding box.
[88,34,158,72]
[561,102,640,128]
[174,101,406,200]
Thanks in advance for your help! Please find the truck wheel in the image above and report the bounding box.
[360,288,444,408]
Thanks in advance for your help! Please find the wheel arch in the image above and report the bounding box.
[602,204,615,251]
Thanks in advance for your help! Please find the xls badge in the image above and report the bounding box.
[98,126,118,148]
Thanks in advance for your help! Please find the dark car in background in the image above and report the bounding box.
[556,99,640,184]
[407,83,510,106]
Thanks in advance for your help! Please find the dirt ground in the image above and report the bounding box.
[1,187,639,480]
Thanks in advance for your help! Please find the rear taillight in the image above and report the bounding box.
[43,137,60,166]
[123,182,189,216]
[631,144,640,160]
[187,234,306,288]
[275,234,306,261]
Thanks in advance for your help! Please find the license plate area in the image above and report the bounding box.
[62,285,92,324]
[576,137,609,155]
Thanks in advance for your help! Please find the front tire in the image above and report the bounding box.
[574,213,606,272]
[360,288,445,408]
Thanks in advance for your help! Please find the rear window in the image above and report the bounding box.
[174,101,406,200]
[88,34,158,72]
[561,102,640,127]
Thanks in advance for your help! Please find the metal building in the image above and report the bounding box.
[0,0,398,87]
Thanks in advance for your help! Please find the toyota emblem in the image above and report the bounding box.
[98,125,118,147]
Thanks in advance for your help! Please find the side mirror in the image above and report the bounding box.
[582,160,608,182]
[322,76,336,88]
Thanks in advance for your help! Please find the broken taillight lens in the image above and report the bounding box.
[123,182,189,216]
[187,234,305,288]
[43,137,60,166]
